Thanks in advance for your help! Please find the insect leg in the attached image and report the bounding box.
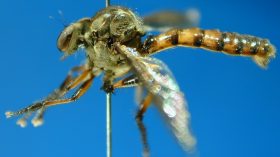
[40,74,94,107]
[113,75,139,89]
[113,74,154,156]
[45,65,88,101]
[101,74,140,93]
[6,66,89,116]
[141,28,275,68]
[6,66,91,127]
[135,93,153,157]
[17,74,93,118]
[30,68,91,126]
[66,68,91,91]
[16,75,93,127]
[136,93,153,120]
[113,74,155,156]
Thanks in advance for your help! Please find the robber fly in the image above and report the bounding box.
[6,6,276,156]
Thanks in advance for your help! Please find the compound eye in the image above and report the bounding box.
[57,26,75,52]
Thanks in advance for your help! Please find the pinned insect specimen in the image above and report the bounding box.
[6,6,275,156]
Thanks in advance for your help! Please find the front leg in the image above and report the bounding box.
[6,65,92,127]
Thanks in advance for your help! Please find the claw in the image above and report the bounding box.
[5,111,14,118]
[32,108,45,127]
[16,118,27,128]
[32,118,44,127]
[6,102,46,127]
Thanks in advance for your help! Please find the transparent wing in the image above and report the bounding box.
[117,45,196,151]
[143,8,200,32]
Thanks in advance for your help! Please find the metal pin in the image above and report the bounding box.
[106,0,110,7]
[106,92,112,157]
[105,1,111,157]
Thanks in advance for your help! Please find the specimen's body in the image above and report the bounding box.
[6,6,276,156]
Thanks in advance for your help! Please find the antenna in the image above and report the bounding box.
[105,1,112,157]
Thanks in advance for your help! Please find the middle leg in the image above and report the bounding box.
[135,93,153,157]
[112,75,154,157]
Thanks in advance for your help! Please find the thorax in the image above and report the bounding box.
[86,41,132,79]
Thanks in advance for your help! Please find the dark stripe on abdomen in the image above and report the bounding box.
[216,33,227,51]
[193,30,205,47]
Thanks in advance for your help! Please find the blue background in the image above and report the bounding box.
[0,0,279,157]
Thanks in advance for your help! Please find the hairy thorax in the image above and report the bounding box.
[86,41,132,79]
[84,6,145,80]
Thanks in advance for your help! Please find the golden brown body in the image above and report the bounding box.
[142,28,275,67]
[6,6,276,157]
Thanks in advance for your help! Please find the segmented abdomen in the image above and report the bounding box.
[142,28,276,68]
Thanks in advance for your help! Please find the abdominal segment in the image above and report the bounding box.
[142,28,276,68]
